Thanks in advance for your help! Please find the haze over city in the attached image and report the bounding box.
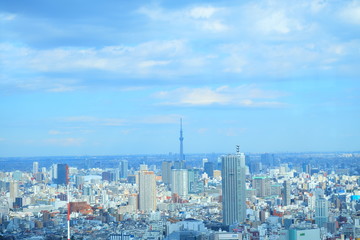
[1,0,360,157]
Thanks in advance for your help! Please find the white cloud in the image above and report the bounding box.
[0,40,188,74]
[219,40,359,77]
[255,10,303,34]
[202,20,228,32]
[340,1,360,25]
[154,85,286,107]
[138,5,228,33]
[189,6,218,19]
[138,60,171,68]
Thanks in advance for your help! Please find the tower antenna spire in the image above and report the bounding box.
[179,118,184,161]
[236,145,240,154]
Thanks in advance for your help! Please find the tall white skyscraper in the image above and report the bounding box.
[221,148,247,225]
[33,162,39,175]
[138,170,156,212]
[171,169,188,198]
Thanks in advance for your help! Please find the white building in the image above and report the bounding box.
[171,169,188,198]
[138,170,156,212]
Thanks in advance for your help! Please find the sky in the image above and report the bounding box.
[0,0,359,157]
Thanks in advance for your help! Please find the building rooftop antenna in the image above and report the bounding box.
[179,118,184,161]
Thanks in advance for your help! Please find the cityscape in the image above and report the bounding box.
[1,0,360,240]
[0,121,359,239]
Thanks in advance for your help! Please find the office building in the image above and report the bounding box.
[315,197,328,228]
[283,180,291,206]
[252,176,271,197]
[221,148,247,225]
[188,168,203,194]
[204,162,214,178]
[202,158,208,168]
[10,181,19,201]
[119,160,128,179]
[138,170,156,212]
[171,169,188,198]
[162,161,173,185]
[33,162,39,176]
[56,164,68,185]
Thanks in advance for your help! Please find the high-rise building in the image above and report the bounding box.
[315,197,328,228]
[138,170,156,212]
[202,158,208,168]
[302,163,311,174]
[221,147,247,225]
[75,175,85,188]
[204,162,214,178]
[252,176,271,197]
[56,164,68,185]
[283,180,291,206]
[33,162,39,175]
[171,169,188,198]
[119,160,128,179]
[161,161,173,185]
[10,181,19,201]
[249,160,262,174]
[51,164,58,181]
[188,169,203,194]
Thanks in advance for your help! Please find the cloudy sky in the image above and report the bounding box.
[0,0,359,157]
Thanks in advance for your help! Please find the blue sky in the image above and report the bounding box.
[0,0,359,157]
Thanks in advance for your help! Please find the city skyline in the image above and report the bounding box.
[1,0,360,157]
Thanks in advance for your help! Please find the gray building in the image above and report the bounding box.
[161,161,173,185]
[283,180,291,206]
